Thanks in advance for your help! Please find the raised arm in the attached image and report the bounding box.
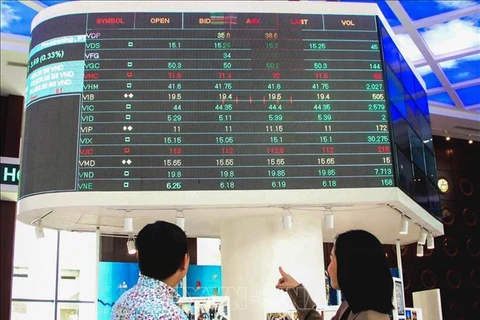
[276,267,323,320]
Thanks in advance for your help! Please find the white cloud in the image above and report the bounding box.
[397,26,479,76]
[394,33,425,62]
[438,53,480,70]
[1,3,21,29]
[436,0,478,9]
[454,71,472,79]
[406,18,480,73]
[421,18,480,56]
[438,59,458,69]
[416,65,434,76]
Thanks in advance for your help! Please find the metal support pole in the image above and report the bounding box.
[395,239,403,281]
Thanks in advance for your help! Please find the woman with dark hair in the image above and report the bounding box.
[276,230,393,320]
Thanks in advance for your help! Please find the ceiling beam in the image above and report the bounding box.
[451,78,480,90]
[427,78,480,95]
[19,1,47,12]
[391,4,480,33]
[429,104,479,121]
[0,33,30,53]
[387,1,465,110]
[465,103,480,111]
[413,46,480,68]
[434,46,480,64]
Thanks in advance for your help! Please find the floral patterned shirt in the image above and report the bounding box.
[111,274,188,320]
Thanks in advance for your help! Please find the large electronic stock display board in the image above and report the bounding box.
[20,2,395,198]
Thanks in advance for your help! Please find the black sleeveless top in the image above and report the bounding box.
[340,306,352,320]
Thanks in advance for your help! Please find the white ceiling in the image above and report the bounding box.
[385,1,480,142]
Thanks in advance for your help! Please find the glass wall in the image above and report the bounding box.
[11,222,97,320]
[378,19,441,219]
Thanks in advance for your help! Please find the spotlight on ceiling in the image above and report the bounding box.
[416,243,424,257]
[126,237,136,255]
[324,207,334,229]
[418,228,428,245]
[176,210,185,231]
[124,217,133,233]
[427,233,435,249]
[399,215,409,235]
[35,220,45,239]
[282,208,292,229]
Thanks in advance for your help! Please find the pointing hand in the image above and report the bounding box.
[276,266,300,291]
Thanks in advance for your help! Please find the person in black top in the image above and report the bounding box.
[276,230,393,320]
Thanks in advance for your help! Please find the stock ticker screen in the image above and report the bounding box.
[21,12,395,196]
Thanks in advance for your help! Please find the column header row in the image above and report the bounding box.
[87,12,377,31]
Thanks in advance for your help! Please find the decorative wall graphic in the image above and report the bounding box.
[462,208,477,227]
[445,269,462,290]
[458,178,474,197]
[466,238,479,257]
[473,300,480,318]
[449,302,465,320]
[423,245,433,257]
[402,269,411,290]
[441,206,455,225]
[442,237,459,257]
[186,265,222,297]
[97,262,140,320]
[420,269,437,289]
[470,269,480,289]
